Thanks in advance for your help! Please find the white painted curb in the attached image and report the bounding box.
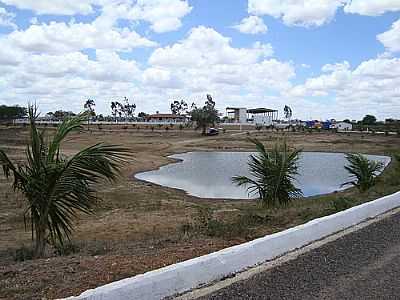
[64,191,400,300]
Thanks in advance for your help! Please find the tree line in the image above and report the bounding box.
[0,105,27,120]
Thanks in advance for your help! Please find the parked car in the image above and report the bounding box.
[207,128,219,136]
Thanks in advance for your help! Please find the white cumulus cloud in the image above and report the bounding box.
[285,58,400,120]
[0,7,17,29]
[1,0,192,33]
[7,20,156,54]
[0,0,98,15]
[233,15,268,34]
[129,0,192,33]
[146,26,294,105]
[344,0,400,16]
[149,26,274,67]
[248,0,400,28]
[248,0,345,27]
[377,19,400,53]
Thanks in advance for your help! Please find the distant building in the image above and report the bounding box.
[225,107,278,126]
[147,113,187,123]
[226,107,247,123]
[247,108,278,126]
[333,122,353,132]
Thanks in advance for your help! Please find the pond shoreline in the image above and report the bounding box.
[134,150,391,201]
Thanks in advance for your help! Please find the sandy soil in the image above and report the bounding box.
[0,125,399,300]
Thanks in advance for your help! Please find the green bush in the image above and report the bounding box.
[191,207,250,238]
[343,153,384,192]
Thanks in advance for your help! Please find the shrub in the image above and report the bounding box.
[0,106,131,258]
[342,153,384,192]
[233,138,302,207]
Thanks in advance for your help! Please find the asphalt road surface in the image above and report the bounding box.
[199,211,400,300]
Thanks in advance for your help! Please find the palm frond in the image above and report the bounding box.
[0,104,132,257]
[343,153,384,192]
[232,138,302,207]
[44,143,131,245]
[47,113,86,162]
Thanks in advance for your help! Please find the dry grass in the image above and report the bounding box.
[0,125,399,299]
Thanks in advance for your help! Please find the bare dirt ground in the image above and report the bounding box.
[0,125,399,300]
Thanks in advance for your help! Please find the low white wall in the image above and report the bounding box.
[64,191,400,300]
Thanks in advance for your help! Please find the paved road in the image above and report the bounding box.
[199,212,400,300]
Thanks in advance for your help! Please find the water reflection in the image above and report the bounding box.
[136,152,390,199]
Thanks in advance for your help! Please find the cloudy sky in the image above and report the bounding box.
[0,0,399,120]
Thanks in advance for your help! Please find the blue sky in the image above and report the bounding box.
[0,0,399,120]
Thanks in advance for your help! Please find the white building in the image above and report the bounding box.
[226,107,247,123]
[333,122,353,132]
[247,108,278,126]
[147,114,187,124]
[225,107,278,126]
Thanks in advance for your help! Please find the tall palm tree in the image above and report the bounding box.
[84,98,95,130]
[0,106,131,258]
[232,138,302,207]
[342,153,384,192]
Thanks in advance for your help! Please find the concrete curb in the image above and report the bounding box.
[64,191,400,300]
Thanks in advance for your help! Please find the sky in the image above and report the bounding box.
[0,0,399,121]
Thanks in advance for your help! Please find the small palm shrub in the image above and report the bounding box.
[0,106,131,258]
[232,138,303,207]
[342,153,384,192]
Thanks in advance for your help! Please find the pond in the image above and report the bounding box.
[135,152,391,199]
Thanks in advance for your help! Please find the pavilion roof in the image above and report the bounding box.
[247,108,278,114]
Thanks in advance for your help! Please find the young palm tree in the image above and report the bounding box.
[232,138,303,207]
[342,153,384,192]
[0,106,131,258]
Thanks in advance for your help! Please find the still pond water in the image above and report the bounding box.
[136,152,390,199]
